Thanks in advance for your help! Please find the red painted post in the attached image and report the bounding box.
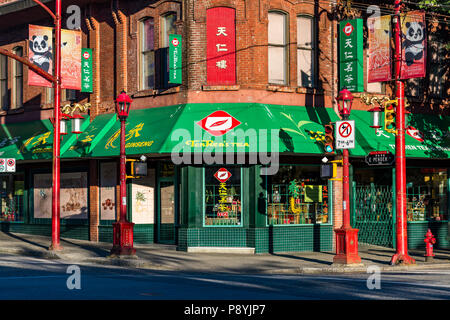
[342,148,350,229]
[119,119,127,223]
[390,0,415,265]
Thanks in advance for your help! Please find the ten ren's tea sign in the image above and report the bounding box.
[365,151,395,166]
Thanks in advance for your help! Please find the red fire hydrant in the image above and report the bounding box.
[424,229,436,262]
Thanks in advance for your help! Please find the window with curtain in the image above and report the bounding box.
[139,17,155,90]
[158,12,177,89]
[268,11,288,85]
[297,16,315,88]
[0,55,8,110]
[12,47,23,109]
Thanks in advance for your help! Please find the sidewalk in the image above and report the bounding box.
[1,231,450,274]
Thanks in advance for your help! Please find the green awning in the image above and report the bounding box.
[88,103,340,157]
[0,116,89,161]
[350,110,450,158]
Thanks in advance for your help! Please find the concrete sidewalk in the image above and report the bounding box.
[1,231,450,274]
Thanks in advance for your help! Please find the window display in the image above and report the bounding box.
[266,165,329,225]
[406,168,448,221]
[0,174,24,222]
[205,167,241,226]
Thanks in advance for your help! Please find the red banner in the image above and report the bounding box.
[400,11,427,80]
[206,7,236,85]
[367,15,391,83]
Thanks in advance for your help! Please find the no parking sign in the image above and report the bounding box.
[335,120,355,149]
[0,159,5,173]
[6,158,15,172]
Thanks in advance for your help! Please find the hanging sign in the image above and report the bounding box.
[335,120,355,149]
[365,151,395,166]
[400,10,427,80]
[339,19,364,92]
[81,48,93,93]
[367,15,392,83]
[169,34,182,84]
[206,7,236,85]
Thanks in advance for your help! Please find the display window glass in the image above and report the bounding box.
[406,168,448,222]
[265,165,330,225]
[204,167,242,226]
[0,174,24,222]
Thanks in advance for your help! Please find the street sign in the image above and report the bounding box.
[335,120,355,149]
[365,151,395,166]
[169,34,182,84]
[0,159,5,173]
[81,48,93,93]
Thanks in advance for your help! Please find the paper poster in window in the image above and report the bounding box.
[132,168,155,224]
[100,162,117,220]
[304,185,322,203]
[33,173,52,219]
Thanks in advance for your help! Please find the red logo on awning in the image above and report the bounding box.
[406,126,424,142]
[343,22,353,36]
[197,110,241,136]
[214,168,232,183]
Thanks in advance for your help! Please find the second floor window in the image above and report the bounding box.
[158,12,177,89]
[297,16,315,88]
[0,55,7,110]
[268,11,288,85]
[139,17,155,90]
[12,47,23,109]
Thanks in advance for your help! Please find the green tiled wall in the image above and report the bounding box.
[407,222,450,249]
[0,223,89,240]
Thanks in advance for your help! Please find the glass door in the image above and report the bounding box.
[157,163,177,244]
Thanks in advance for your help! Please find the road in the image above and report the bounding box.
[1,254,450,301]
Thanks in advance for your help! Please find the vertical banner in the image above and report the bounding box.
[169,34,182,84]
[61,29,82,90]
[28,26,81,89]
[81,48,93,92]
[28,25,53,88]
[339,19,364,92]
[206,7,236,85]
[400,10,427,80]
[367,15,392,83]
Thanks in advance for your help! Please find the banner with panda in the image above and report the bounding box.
[400,10,427,80]
[28,25,81,90]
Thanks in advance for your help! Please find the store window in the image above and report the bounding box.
[266,165,330,225]
[204,167,242,226]
[297,16,315,88]
[0,174,25,222]
[139,17,155,90]
[406,168,448,221]
[158,12,177,89]
[268,11,288,85]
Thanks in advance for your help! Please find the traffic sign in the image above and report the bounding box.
[0,159,5,173]
[335,120,355,149]
[365,151,395,166]
[6,158,15,172]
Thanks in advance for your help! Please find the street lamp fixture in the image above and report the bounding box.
[368,106,383,129]
[115,90,133,120]
[333,88,362,266]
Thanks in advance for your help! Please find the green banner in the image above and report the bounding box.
[169,34,182,84]
[81,48,93,93]
[339,19,364,92]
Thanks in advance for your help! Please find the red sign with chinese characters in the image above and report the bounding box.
[206,7,236,85]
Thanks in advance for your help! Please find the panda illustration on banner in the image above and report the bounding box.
[402,21,426,66]
[29,34,52,73]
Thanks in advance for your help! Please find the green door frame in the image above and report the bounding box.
[156,162,179,244]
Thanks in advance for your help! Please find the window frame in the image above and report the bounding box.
[0,54,8,110]
[268,10,289,86]
[139,16,156,91]
[296,15,316,88]
[11,46,23,109]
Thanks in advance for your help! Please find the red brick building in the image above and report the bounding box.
[0,0,448,253]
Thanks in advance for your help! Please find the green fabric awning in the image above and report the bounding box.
[0,116,89,161]
[350,110,450,158]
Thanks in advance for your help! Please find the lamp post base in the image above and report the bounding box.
[390,253,416,266]
[333,227,362,265]
[111,221,136,256]
[48,243,63,251]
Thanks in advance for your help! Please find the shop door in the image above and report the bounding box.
[352,183,395,248]
[157,164,178,244]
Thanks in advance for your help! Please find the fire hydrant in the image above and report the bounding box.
[424,229,436,262]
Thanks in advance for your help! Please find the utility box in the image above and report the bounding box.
[320,163,333,179]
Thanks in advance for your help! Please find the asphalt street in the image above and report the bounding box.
[1,254,450,301]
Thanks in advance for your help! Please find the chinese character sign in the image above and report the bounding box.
[206,7,236,85]
[169,34,182,84]
[400,10,427,80]
[28,25,82,89]
[367,15,392,83]
[81,48,93,93]
[339,19,364,92]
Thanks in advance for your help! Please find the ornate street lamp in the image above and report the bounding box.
[368,106,383,129]
[110,91,136,256]
[333,88,361,265]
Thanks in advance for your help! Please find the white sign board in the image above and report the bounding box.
[6,158,15,172]
[335,120,355,149]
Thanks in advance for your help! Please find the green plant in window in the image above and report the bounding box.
[288,179,301,199]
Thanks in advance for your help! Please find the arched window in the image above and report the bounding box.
[268,11,288,85]
[139,17,155,90]
[297,16,316,88]
[12,46,23,109]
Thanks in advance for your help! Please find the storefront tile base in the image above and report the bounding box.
[0,223,89,240]
[99,224,155,244]
[408,222,450,249]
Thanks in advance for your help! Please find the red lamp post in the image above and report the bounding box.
[333,88,362,265]
[110,91,136,256]
[390,0,415,265]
